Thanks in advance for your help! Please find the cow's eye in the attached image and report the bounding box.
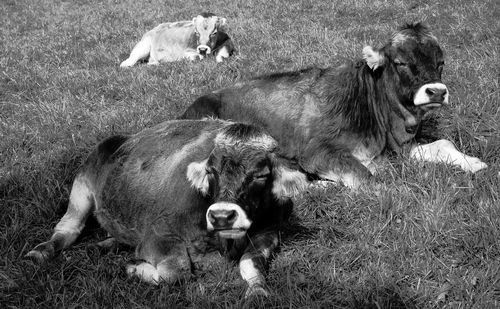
[210,31,217,36]
[205,166,217,175]
[394,59,407,66]
[253,172,270,182]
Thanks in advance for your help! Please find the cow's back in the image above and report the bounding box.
[148,22,195,61]
[182,67,335,158]
[93,120,224,245]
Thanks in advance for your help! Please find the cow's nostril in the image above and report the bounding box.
[226,210,237,224]
[425,88,436,96]
[198,48,207,55]
[208,209,238,229]
[208,210,216,224]
[437,89,447,98]
[426,88,447,101]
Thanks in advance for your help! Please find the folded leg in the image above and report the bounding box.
[239,230,279,298]
[127,236,191,284]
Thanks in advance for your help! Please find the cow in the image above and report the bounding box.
[180,23,487,189]
[26,119,307,298]
[120,12,235,67]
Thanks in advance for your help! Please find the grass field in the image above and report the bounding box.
[1,0,499,308]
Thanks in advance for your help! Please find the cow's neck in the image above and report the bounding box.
[378,67,419,152]
[186,29,199,50]
[323,61,390,141]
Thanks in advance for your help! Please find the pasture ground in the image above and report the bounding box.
[1,0,499,308]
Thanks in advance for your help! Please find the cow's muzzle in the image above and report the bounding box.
[413,83,449,107]
[197,45,212,56]
[206,202,252,239]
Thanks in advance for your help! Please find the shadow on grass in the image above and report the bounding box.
[246,270,421,309]
[0,146,106,277]
[353,286,421,309]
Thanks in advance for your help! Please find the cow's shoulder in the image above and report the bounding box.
[124,119,228,159]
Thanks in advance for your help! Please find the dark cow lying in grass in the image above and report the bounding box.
[26,119,306,297]
[120,12,235,67]
[181,23,487,188]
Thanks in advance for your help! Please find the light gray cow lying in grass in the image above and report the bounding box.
[120,13,235,67]
[26,119,306,298]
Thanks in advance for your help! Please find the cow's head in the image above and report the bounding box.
[186,123,307,239]
[362,23,447,133]
[192,13,227,57]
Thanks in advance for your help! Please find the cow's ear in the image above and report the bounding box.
[272,165,307,200]
[363,46,384,71]
[186,159,210,196]
[193,15,203,25]
[217,17,227,26]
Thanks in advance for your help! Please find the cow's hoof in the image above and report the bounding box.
[25,245,53,264]
[245,284,270,298]
[95,237,117,249]
[126,264,136,275]
[126,262,160,285]
[119,59,134,68]
[462,158,488,173]
[309,180,335,190]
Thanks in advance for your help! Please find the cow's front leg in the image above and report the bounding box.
[239,231,279,298]
[128,236,191,285]
[409,139,487,173]
[215,45,231,63]
[185,50,203,61]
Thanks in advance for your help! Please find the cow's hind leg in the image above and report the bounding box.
[120,35,152,67]
[304,147,373,189]
[184,49,203,61]
[239,231,279,298]
[26,174,94,263]
[127,237,191,284]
